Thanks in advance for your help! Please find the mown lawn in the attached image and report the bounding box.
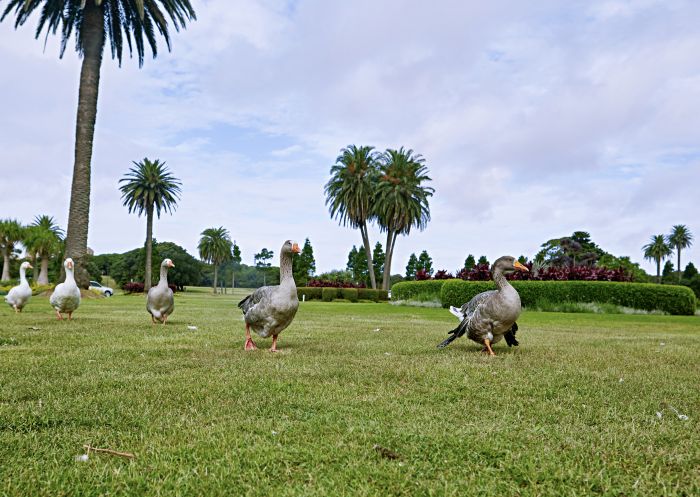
[1,290,699,496]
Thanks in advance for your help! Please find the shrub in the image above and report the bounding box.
[391,280,446,301]
[358,288,379,302]
[31,284,54,296]
[376,290,389,302]
[122,282,145,294]
[440,279,697,316]
[322,287,340,302]
[297,287,323,301]
[340,288,359,302]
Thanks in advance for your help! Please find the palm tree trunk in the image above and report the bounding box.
[63,2,104,289]
[382,230,397,290]
[656,258,661,284]
[144,207,154,291]
[1,249,9,281]
[677,249,682,283]
[213,265,218,294]
[38,256,50,285]
[359,223,376,289]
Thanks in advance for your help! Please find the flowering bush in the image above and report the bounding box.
[450,263,630,282]
[306,278,366,288]
[433,270,454,280]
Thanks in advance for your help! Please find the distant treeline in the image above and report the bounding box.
[91,241,279,290]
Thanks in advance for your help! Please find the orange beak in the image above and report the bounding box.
[514,261,529,272]
[27,264,33,269]
[169,261,175,268]
[292,243,301,254]
[67,261,74,270]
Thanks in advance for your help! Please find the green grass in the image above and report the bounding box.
[1,290,699,496]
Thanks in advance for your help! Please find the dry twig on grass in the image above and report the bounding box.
[83,445,135,459]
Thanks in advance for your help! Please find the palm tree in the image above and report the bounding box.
[198,227,233,294]
[119,158,181,291]
[24,216,64,285]
[643,235,673,284]
[0,219,24,281]
[667,225,693,283]
[325,145,379,288]
[1,1,196,288]
[374,148,434,290]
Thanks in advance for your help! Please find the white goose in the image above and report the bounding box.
[50,258,81,320]
[147,258,175,325]
[5,261,33,312]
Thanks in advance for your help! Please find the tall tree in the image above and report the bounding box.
[405,253,418,280]
[374,147,434,289]
[372,242,385,286]
[667,225,693,283]
[464,254,476,270]
[643,234,673,283]
[1,1,196,287]
[325,145,379,288]
[0,219,24,281]
[23,215,64,284]
[477,255,490,266]
[417,250,434,276]
[198,227,232,293]
[254,248,274,286]
[119,158,181,291]
[231,241,242,288]
[292,238,316,286]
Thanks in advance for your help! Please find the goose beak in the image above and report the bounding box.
[67,261,73,270]
[292,243,301,254]
[169,261,175,268]
[27,264,33,269]
[514,261,529,272]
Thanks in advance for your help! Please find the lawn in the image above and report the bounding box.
[1,290,698,496]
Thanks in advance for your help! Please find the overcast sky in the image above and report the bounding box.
[1,0,698,274]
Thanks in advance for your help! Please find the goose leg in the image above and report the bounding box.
[483,338,495,356]
[68,312,73,321]
[269,335,279,353]
[162,314,168,326]
[13,305,19,313]
[151,314,157,325]
[55,309,63,320]
[244,324,257,351]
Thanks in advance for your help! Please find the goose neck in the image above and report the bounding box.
[19,266,28,285]
[492,268,510,290]
[159,265,170,285]
[279,250,294,284]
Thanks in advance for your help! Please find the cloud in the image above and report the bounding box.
[1,0,698,275]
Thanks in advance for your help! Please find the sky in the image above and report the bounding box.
[1,0,699,274]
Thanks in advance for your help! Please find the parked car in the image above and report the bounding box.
[89,281,114,297]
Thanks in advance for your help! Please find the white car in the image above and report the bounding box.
[89,281,114,297]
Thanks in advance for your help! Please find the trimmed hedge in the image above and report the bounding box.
[390,280,446,301]
[297,287,323,301]
[296,287,389,302]
[440,279,697,316]
[340,288,359,302]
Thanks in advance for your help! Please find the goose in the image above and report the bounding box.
[50,258,81,320]
[438,256,528,355]
[147,258,175,325]
[238,240,301,352]
[5,261,33,312]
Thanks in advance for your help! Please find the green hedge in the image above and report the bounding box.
[296,287,389,302]
[390,280,446,301]
[322,288,340,302]
[439,279,697,316]
[297,287,323,301]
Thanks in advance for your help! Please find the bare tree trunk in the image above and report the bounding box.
[38,256,50,285]
[677,249,682,283]
[213,265,218,294]
[144,207,153,291]
[63,2,104,289]
[656,259,661,284]
[1,249,10,281]
[359,222,376,289]
[382,230,397,290]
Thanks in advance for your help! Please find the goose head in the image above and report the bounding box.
[64,258,75,271]
[282,240,301,255]
[20,261,33,271]
[491,256,529,275]
[162,258,175,268]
